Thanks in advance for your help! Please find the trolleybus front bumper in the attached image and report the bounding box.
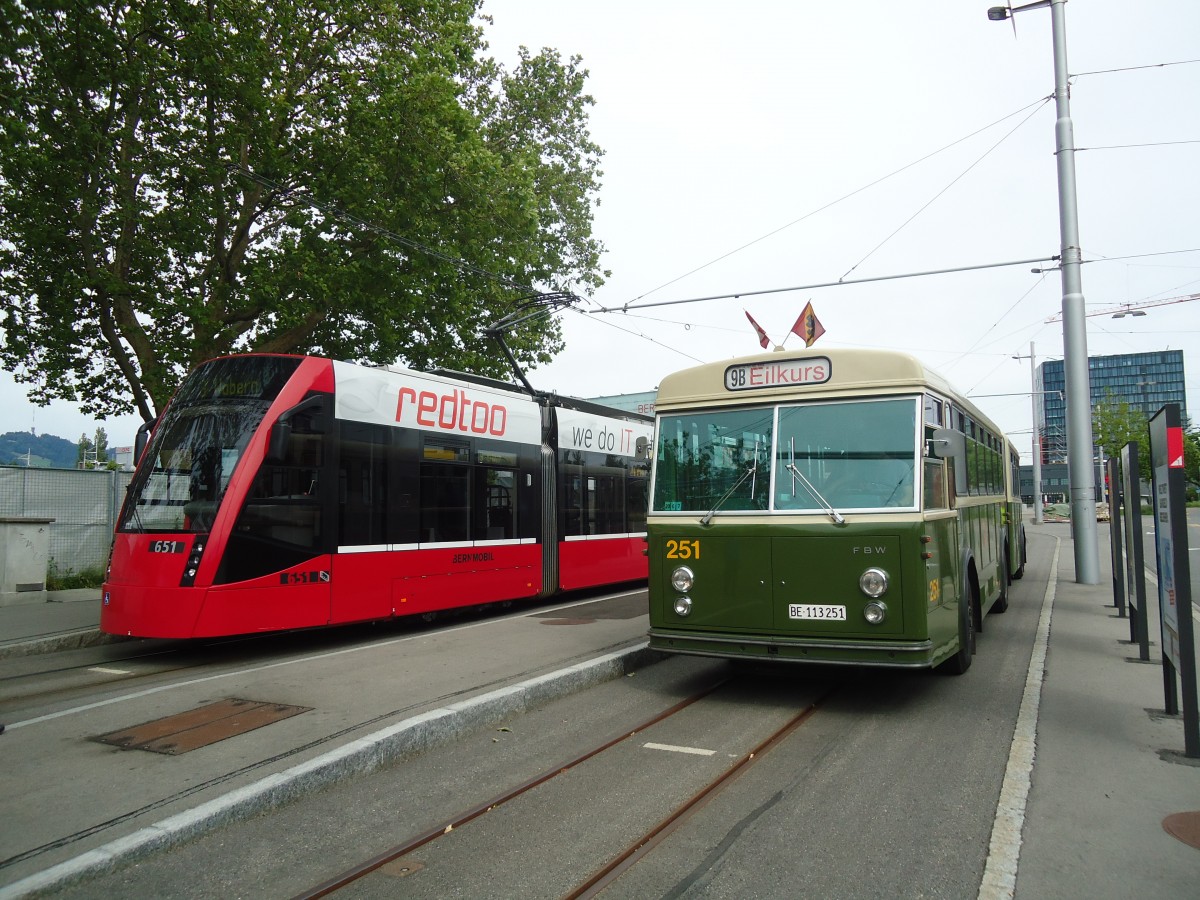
[648,628,939,668]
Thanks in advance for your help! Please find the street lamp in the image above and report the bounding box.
[988,0,1100,584]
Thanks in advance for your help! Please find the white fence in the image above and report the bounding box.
[0,466,134,575]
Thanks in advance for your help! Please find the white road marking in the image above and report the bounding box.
[978,536,1059,900]
[88,667,132,675]
[643,742,716,756]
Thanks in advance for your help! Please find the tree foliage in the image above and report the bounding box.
[1,0,606,421]
[1092,396,1150,480]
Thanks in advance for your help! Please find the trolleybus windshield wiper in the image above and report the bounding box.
[700,458,758,526]
[787,438,845,525]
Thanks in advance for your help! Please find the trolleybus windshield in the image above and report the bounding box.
[119,357,302,534]
[652,397,918,515]
[776,398,917,511]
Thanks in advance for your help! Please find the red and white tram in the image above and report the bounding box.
[101,355,652,638]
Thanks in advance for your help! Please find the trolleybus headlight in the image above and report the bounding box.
[858,567,889,598]
[673,595,693,617]
[670,565,695,593]
[863,601,887,625]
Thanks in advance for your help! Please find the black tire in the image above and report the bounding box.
[939,582,976,675]
[992,548,1010,614]
[1013,530,1027,580]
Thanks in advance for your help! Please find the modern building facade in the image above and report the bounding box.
[1036,350,1187,463]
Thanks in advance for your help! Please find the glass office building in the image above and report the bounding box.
[1036,350,1187,463]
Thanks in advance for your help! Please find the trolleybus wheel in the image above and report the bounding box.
[992,548,1010,614]
[939,583,976,675]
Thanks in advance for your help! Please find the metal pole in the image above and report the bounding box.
[1049,0,1099,582]
[1030,342,1043,524]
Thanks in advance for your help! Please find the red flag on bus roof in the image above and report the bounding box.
[745,310,770,349]
[791,302,826,348]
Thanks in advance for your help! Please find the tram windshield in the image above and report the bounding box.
[652,397,918,514]
[118,357,302,534]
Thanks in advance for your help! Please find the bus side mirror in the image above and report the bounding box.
[930,428,967,494]
[636,436,649,460]
[266,419,292,463]
[929,428,963,459]
[134,416,158,467]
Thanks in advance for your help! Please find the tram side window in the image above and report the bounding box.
[338,421,387,547]
[560,449,630,537]
[242,412,323,541]
[627,468,649,533]
[420,462,470,543]
[218,399,327,584]
[474,468,516,540]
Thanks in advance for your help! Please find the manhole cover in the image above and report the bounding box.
[1163,811,1200,849]
[92,698,311,755]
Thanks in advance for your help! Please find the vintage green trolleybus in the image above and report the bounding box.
[647,347,1026,674]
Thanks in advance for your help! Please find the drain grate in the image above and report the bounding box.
[92,698,311,755]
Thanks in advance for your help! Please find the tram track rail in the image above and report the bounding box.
[291,679,833,900]
[0,636,654,875]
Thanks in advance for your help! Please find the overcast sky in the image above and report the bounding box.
[5,0,1199,460]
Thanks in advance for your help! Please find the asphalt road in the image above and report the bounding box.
[41,535,1055,898]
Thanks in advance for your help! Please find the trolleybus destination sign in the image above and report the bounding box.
[724,356,831,392]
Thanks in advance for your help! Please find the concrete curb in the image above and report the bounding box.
[0,629,123,661]
[0,642,663,899]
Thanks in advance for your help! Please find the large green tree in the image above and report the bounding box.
[0,0,605,421]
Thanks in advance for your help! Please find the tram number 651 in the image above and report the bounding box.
[666,539,701,560]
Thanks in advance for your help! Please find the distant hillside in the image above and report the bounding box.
[0,432,79,468]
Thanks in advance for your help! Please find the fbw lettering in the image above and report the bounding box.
[569,425,635,454]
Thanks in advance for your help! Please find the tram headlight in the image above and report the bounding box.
[670,565,695,593]
[863,601,888,625]
[858,567,889,598]
[673,595,693,617]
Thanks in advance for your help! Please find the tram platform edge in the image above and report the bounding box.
[1009,519,1200,900]
[0,590,116,660]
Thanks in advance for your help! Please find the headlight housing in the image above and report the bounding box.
[671,565,695,593]
[859,567,889,598]
[673,595,693,617]
[863,600,887,625]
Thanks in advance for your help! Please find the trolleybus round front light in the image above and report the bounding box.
[859,567,889,598]
[863,601,888,625]
[673,595,693,617]
[671,565,695,593]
